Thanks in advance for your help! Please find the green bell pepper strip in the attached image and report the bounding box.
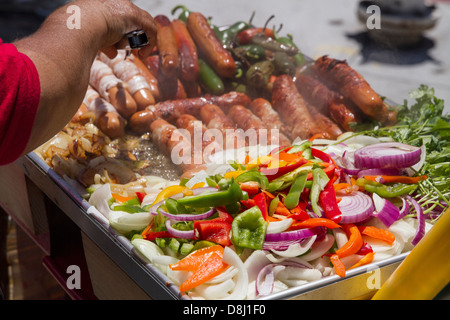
[310,168,330,217]
[176,180,245,208]
[165,198,189,215]
[287,141,312,154]
[364,183,418,198]
[284,173,308,210]
[234,170,269,189]
[265,164,314,193]
[231,206,268,250]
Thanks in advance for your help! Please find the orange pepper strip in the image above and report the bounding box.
[289,218,341,230]
[333,183,351,191]
[169,245,224,272]
[179,252,228,292]
[309,133,325,142]
[363,175,427,184]
[335,224,363,258]
[358,226,396,246]
[348,252,375,270]
[275,201,291,216]
[330,254,346,277]
[111,193,136,203]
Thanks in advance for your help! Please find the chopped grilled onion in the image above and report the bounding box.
[372,193,400,228]
[165,219,195,239]
[337,191,374,224]
[354,142,422,169]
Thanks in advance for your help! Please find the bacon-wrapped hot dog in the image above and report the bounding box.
[272,75,326,140]
[99,51,155,111]
[186,12,236,79]
[89,59,137,119]
[150,119,205,173]
[176,114,215,151]
[313,55,387,122]
[129,53,161,102]
[155,15,179,79]
[247,98,291,141]
[228,105,291,147]
[295,73,361,132]
[82,86,126,139]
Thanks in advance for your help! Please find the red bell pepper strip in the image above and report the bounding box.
[289,203,310,221]
[194,220,232,247]
[240,199,256,209]
[253,192,269,221]
[260,158,308,181]
[318,181,342,223]
[311,148,333,164]
[136,192,146,204]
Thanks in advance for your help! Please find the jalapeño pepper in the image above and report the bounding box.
[198,59,225,95]
[275,33,306,66]
[246,60,274,89]
[251,33,299,56]
[217,21,250,48]
[231,206,268,250]
[171,5,191,22]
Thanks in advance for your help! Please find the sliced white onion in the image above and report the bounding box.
[354,142,422,169]
[131,238,164,265]
[269,235,317,258]
[194,279,236,300]
[266,218,293,234]
[301,234,336,261]
[221,247,249,300]
[372,193,400,228]
[256,264,286,297]
[338,191,374,224]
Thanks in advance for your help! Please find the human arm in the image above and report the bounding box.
[13,0,157,156]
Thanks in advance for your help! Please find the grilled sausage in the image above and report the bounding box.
[89,59,137,119]
[313,55,387,122]
[294,73,361,131]
[99,51,155,111]
[186,12,236,78]
[272,75,326,140]
[228,105,291,147]
[247,98,291,142]
[154,15,179,78]
[172,19,199,82]
[176,114,215,151]
[307,103,343,139]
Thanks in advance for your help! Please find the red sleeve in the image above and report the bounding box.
[0,39,41,165]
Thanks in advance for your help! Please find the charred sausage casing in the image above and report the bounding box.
[186,12,236,79]
[271,75,325,140]
[313,55,387,122]
[154,15,179,79]
[172,19,200,82]
[294,73,361,131]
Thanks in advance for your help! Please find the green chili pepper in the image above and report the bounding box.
[171,5,191,22]
[364,183,418,198]
[275,33,305,66]
[176,180,244,208]
[231,206,268,250]
[198,59,224,95]
[246,60,274,89]
[251,33,299,56]
[234,44,266,62]
[234,170,269,189]
[310,168,330,217]
[218,21,249,48]
[274,51,296,75]
[284,173,308,210]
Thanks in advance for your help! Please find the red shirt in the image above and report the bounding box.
[0,39,40,165]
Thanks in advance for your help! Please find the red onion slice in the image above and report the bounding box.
[356,168,402,179]
[341,150,361,175]
[337,191,374,224]
[165,219,195,239]
[372,193,400,228]
[354,142,422,169]
[406,195,426,246]
[397,196,410,220]
[264,227,320,242]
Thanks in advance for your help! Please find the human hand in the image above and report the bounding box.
[79,0,157,59]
